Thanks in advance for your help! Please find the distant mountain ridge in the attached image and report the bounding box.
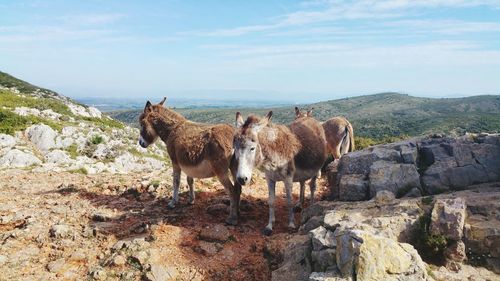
[110,92,500,140]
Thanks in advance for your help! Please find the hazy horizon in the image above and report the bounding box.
[2,0,500,101]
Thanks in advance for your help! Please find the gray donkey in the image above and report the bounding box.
[233,111,327,235]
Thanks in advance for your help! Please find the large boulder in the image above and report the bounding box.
[26,124,58,152]
[271,235,312,281]
[430,198,466,241]
[45,150,71,164]
[0,149,42,168]
[368,161,421,198]
[335,227,428,281]
[0,134,16,148]
[332,134,500,200]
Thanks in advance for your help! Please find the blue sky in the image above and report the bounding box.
[1,0,500,102]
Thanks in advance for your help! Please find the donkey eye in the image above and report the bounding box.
[250,147,255,151]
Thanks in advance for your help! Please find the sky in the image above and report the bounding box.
[1,0,500,102]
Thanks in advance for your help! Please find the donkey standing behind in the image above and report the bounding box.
[323,116,355,159]
[233,111,327,235]
[138,98,241,225]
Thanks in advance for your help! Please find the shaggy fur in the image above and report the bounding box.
[234,111,326,235]
[139,99,241,225]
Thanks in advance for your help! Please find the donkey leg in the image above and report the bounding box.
[187,176,195,205]
[284,177,296,231]
[263,178,276,236]
[234,181,242,217]
[309,176,317,205]
[168,166,181,209]
[294,181,306,212]
[217,174,238,226]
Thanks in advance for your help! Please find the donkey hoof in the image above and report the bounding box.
[287,226,298,234]
[225,217,238,226]
[262,227,273,236]
[188,199,195,205]
[167,202,176,209]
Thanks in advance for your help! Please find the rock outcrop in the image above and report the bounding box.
[271,184,500,280]
[331,134,500,200]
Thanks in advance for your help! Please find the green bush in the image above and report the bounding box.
[90,135,104,145]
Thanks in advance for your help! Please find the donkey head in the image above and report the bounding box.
[138,97,166,148]
[233,111,272,185]
[294,107,314,119]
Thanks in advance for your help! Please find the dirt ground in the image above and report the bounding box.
[0,169,330,281]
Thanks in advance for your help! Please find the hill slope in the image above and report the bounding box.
[0,71,169,174]
[110,92,500,139]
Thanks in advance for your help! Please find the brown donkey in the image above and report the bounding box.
[295,107,354,159]
[233,111,327,235]
[138,98,241,225]
[322,116,355,159]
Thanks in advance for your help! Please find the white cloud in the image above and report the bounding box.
[60,13,126,25]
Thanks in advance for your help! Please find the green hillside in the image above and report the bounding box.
[110,92,500,141]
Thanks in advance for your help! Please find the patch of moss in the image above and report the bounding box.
[66,144,79,159]
[421,196,434,205]
[151,180,160,188]
[69,167,88,175]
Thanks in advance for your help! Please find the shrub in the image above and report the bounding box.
[90,135,104,145]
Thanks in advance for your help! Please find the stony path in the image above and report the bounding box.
[0,169,329,281]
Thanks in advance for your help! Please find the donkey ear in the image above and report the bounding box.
[295,107,301,117]
[307,107,314,117]
[235,112,244,128]
[265,111,273,121]
[159,97,167,106]
[145,101,152,112]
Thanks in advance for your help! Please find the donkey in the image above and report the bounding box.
[233,111,327,235]
[138,98,241,225]
[293,107,323,209]
[295,107,354,158]
[322,116,355,159]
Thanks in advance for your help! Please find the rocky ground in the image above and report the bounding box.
[0,168,328,281]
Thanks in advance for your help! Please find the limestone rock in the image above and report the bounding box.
[0,149,42,168]
[45,149,71,164]
[0,134,16,148]
[338,174,368,201]
[144,264,179,281]
[26,124,58,152]
[335,228,428,281]
[430,198,466,240]
[310,226,336,251]
[369,161,421,198]
[199,224,231,243]
[271,235,312,281]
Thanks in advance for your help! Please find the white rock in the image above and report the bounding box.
[26,124,58,152]
[62,126,79,137]
[45,150,71,164]
[88,107,102,118]
[40,109,62,120]
[0,149,42,168]
[92,144,112,159]
[0,134,16,148]
[13,107,40,117]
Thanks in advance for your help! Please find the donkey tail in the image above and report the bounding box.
[347,122,355,152]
